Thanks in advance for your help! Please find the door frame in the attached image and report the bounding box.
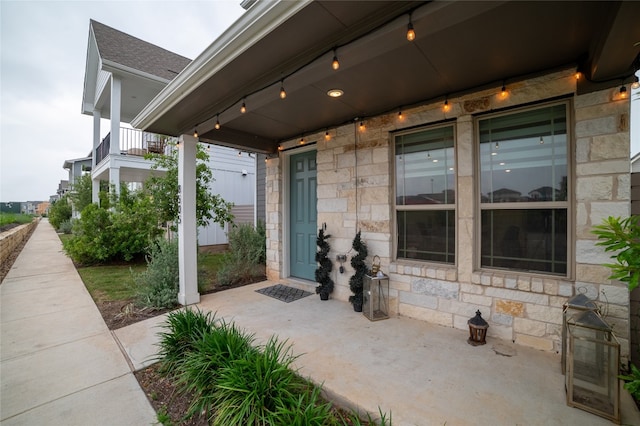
[281,144,317,280]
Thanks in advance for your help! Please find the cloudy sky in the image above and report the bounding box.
[1,0,245,202]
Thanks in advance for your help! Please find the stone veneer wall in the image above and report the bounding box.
[265,68,631,359]
[0,219,38,267]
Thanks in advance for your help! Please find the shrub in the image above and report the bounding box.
[211,337,300,426]
[134,238,180,309]
[59,219,73,234]
[63,203,114,264]
[179,320,257,419]
[155,308,216,377]
[49,196,72,230]
[216,221,266,286]
[62,188,163,265]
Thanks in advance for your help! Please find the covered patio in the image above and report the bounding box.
[115,280,640,425]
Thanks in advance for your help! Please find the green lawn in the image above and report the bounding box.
[0,213,33,227]
[73,251,225,303]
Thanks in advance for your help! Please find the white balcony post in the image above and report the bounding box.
[92,110,101,203]
[109,76,122,196]
[178,134,199,305]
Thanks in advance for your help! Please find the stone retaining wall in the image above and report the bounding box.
[0,219,38,266]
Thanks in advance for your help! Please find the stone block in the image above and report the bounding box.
[515,334,554,351]
[599,284,629,305]
[543,280,558,296]
[617,173,630,200]
[399,303,452,327]
[492,313,514,326]
[484,287,549,305]
[462,293,493,307]
[438,298,477,317]
[487,324,513,341]
[575,263,612,284]
[558,282,573,297]
[491,275,504,288]
[576,176,612,201]
[591,133,630,161]
[525,304,562,324]
[411,278,459,299]
[531,278,543,293]
[460,283,484,295]
[514,318,546,336]
[480,274,491,286]
[471,273,481,284]
[575,116,617,138]
[573,282,599,300]
[505,276,517,289]
[496,300,524,317]
[575,239,613,265]
[576,203,588,226]
[317,198,347,213]
[399,291,438,309]
[590,202,630,225]
[517,276,531,292]
[575,137,590,163]
[576,160,630,176]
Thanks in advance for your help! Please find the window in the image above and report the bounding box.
[478,103,568,275]
[395,125,455,263]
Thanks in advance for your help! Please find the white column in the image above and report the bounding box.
[92,110,101,203]
[109,76,121,155]
[109,76,122,196]
[178,134,200,305]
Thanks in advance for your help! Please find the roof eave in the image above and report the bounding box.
[131,0,312,131]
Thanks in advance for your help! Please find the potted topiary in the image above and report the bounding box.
[349,230,368,312]
[315,228,334,300]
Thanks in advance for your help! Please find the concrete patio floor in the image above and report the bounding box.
[115,280,640,426]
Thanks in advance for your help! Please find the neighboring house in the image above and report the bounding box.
[131,0,639,364]
[80,20,259,246]
[20,201,40,215]
[56,181,68,198]
[63,155,92,217]
[36,202,50,216]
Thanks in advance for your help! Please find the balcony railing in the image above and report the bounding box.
[95,128,177,165]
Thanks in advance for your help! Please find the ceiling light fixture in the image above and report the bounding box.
[443,98,450,112]
[398,109,403,120]
[539,136,544,144]
[359,121,365,131]
[332,49,340,70]
[500,83,507,98]
[193,128,198,138]
[327,89,344,98]
[215,115,220,130]
[280,80,287,99]
[325,130,331,141]
[632,75,640,90]
[300,137,305,144]
[406,14,416,41]
[240,99,246,113]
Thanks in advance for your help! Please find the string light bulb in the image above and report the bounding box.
[539,136,544,144]
[359,121,365,131]
[500,84,507,98]
[406,15,416,41]
[398,109,403,120]
[632,75,640,90]
[332,49,340,70]
[280,80,287,99]
[619,85,628,99]
[575,71,581,81]
[325,130,331,141]
[214,115,220,130]
[443,99,450,112]
[193,128,198,138]
[299,137,305,145]
[240,99,246,113]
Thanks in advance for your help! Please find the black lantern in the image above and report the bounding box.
[468,310,489,346]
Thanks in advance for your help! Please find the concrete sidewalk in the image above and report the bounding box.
[0,219,156,426]
[116,280,640,426]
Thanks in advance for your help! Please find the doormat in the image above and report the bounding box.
[255,284,313,303]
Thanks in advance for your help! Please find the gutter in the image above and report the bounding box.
[131,0,312,131]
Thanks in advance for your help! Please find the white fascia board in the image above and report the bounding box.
[132,0,313,130]
[101,59,171,85]
[81,30,99,116]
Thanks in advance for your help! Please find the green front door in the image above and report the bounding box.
[290,151,317,280]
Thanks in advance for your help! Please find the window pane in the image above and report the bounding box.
[479,104,567,203]
[396,126,455,205]
[397,210,455,263]
[480,209,567,274]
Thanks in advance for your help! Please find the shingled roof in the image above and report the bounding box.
[90,19,191,81]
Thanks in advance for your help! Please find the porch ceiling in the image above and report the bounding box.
[135,0,640,154]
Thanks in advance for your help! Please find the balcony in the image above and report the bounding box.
[95,128,177,166]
